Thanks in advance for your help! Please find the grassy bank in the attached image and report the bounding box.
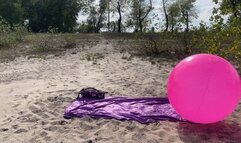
[0,32,240,73]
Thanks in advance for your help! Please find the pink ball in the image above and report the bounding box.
[168,54,241,124]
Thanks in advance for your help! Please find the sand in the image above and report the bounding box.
[0,37,241,143]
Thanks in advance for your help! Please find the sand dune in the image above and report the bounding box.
[0,37,241,143]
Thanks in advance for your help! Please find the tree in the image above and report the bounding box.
[22,0,82,32]
[216,0,241,19]
[86,7,98,33]
[162,0,169,32]
[179,0,197,32]
[116,1,122,32]
[201,0,241,67]
[110,0,129,32]
[167,2,180,32]
[86,6,101,33]
[0,0,24,25]
[107,0,110,31]
[96,0,107,32]
[86,0,107,33]
[128,0,153,32]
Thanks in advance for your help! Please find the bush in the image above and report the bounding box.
[12,24,29,41]
[0,17,11,33]
[0,17,28,49]
[132,32,191,59]
[0,33,16,48]
[0,17,13,48]
[192,20,241,72]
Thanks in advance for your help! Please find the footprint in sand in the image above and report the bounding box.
[157,130,168,138]
[14,128,28,134]
[39,131,48,137]
[11,103,20,108]
[0,128,9,132]
[17,113,40,123]
[43,125,58,131]
[29,105,50,119]
[50,120,68,126]
[12,124,19,129]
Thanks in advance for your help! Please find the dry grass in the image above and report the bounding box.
[0,33,240,73]
[0,33,101,62]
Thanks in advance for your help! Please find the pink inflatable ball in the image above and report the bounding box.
[167,54,241,124]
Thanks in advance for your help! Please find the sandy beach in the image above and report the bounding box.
[0,36,241,143]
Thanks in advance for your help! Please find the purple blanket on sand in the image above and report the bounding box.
[64,96,185,123]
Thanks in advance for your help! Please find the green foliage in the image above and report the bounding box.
[167,2,181,32]
[0,17,11,33]
[191,21,209,51]
[193,0,241,71]
[0,34,16,49]
[214,0,241,18]
[22,0,82,33]
[132,32,189,59]
[204,22,241,61]
[127,0,153,32]
[12,24,29,41]
[0,17,28,48]
[86,53,104,64]
[179,0,197,32]
[110,0,130,32]
[47,27,59,34]
[78,23,89,33]
[86,0,108,33]
[0,0,24,25]
[163,0,197,32]
[86,7,99,33]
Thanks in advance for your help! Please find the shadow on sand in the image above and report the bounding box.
[177,121,241,143]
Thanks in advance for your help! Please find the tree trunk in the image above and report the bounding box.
[171,21,174,32]
[162,0,168,32]
[107,0,110,31]
[117,2,122,32]
[139,21,143,32]
[186,11,189,32]
[231,0,238,18]
[170,15,174,32]
[182,10,189,33]
[96,12,104,33]
[113,22,116,32]
[138,1,142,32]
[139,0,152,33]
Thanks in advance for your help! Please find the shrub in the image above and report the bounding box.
[0,17,28,49]
[192,18,240,72]
[0,17,13,48]
[132,32,190,59]
[12,24,29,42]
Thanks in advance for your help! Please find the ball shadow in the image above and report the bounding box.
[177,121,241,143]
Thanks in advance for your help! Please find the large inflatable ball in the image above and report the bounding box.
[167,54,241,124]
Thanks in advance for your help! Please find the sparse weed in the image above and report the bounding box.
[33,34,77,53]
[86,53,104,64]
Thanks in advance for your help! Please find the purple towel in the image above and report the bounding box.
[64,96,185,123]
